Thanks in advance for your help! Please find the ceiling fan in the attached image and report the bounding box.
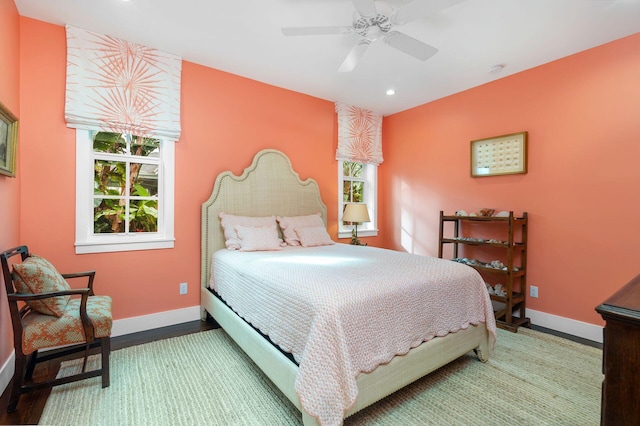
[281,0,465,72]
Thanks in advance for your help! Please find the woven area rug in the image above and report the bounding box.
[39,327,602,425]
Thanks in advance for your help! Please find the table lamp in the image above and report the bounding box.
[342,203,370,246]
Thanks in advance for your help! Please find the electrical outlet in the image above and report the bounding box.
[530,285,538,298]
[179,282,188,295]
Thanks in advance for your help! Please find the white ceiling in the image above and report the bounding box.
[14,0,640,116]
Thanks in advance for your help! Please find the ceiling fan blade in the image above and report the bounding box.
[338,39,371,73]
[281,26,353,36]
[352,0,377,17]
[384,31,438,61]
[392,0,466,25]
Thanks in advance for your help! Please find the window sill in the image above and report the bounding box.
[75,238,175,254]
[338,229,378,239]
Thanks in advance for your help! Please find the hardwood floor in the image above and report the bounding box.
[0,320,600,425]
[0,319,217,425]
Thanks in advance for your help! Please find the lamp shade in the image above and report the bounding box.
[342,203,370,223]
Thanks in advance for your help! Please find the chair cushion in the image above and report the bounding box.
[12,255,71,317]
[21,295,113,354]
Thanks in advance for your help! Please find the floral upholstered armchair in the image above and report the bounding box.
[0,245,112,412]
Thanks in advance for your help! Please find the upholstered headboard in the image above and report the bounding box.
[201,149,327,289]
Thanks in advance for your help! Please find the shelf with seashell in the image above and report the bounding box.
[438,210,530,332]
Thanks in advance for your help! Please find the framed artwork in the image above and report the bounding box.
[470,131,527,177]
[0,101,18,177]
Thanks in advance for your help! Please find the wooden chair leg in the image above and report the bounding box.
[7,352,26,412]
[101,337,110,388]
[81,344,90,373]
[24,350,38,380]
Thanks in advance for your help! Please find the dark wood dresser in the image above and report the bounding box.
[596,274,640,426]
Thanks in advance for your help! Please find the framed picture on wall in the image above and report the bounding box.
[0,101,18,177]
[470,131,527,177]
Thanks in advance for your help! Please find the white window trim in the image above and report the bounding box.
[75,130,175,254]
[337,161,378,239]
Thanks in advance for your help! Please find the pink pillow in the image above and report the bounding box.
[12,255,71,317]
[220,212,277,250]
[236,225,283,252]
[277,213,324,246]
[296,227,335,247]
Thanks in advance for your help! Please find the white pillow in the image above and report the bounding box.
[296,226,335,247]
[219,213,277,250]
[277,213,324,246]
[236,225,283,252]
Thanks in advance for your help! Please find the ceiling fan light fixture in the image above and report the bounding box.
[366,26,382,41]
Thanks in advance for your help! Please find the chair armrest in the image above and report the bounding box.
[62,270,96,296]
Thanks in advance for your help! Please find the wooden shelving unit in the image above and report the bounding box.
[438,211,530,332]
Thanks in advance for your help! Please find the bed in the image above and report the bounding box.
[201,149,496,425]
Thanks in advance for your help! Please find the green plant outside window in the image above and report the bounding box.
[93,132,160,234]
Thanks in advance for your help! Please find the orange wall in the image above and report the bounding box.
[381,33,640,325]
[0,0,21,373]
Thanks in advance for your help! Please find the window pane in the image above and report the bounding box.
[130,162,158,196]
[129,200,158,233]
[94,160,126,196]
[131,136,160,157]
[343,181,351,202]
[353,162,364,178]
[343,162,351,177]
[93,132,126,154]
[94,198,125,234]
[344,162,363,178]
[352,181,363,203]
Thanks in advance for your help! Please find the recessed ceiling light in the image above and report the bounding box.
[386,89,396,96]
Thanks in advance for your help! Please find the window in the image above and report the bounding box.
[338,160,378,238]
[75,130,174,254]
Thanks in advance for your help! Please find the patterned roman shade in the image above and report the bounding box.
[335,102,383,165]
[65,25,182,142]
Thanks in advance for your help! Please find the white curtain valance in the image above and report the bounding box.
[65,25,182,142]
[335,102,383,165]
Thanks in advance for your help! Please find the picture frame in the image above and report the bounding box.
[0,101,18,177]
[470,131,527,177]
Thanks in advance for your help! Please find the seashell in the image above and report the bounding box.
[490,260,505,269]
[469,212,478,217]
[455,210,468,216]
[496,211,509,217]
[479,208,495,217]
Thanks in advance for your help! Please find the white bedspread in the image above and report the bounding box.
[209,244,496,426]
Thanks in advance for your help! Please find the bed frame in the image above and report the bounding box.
[201,149,491,425]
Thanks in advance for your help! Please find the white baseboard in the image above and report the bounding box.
[528,308,603,344]
[0,306,601,398]
[110,305,202,337]
[0,350,15,400]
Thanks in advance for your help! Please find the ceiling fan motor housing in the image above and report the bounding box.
[353,1,393,41]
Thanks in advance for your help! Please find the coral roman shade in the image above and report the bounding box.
[65,25,182,142]
[335,102,383,165]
